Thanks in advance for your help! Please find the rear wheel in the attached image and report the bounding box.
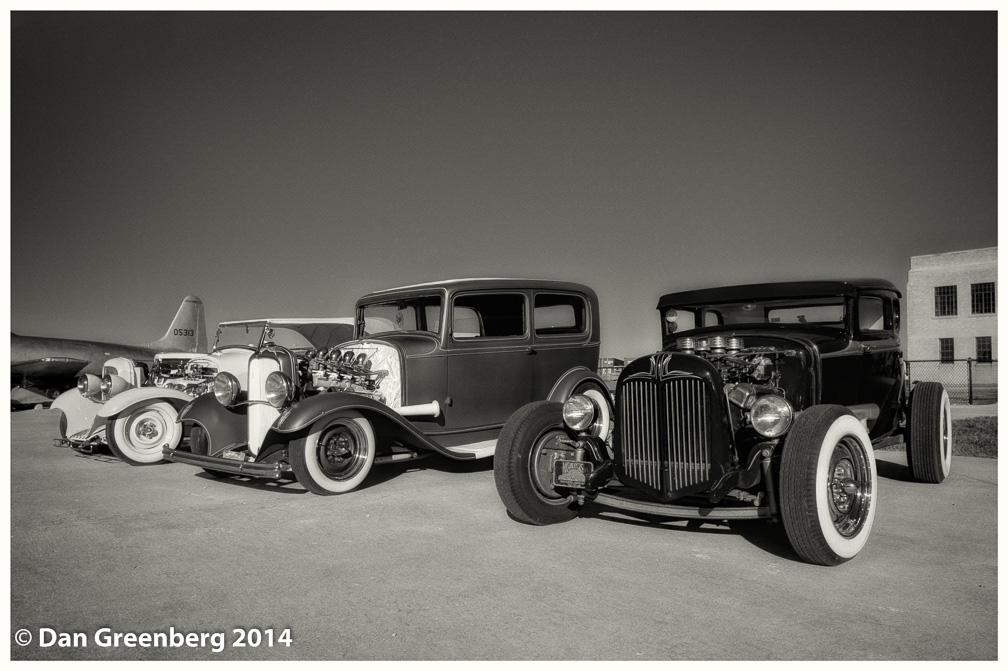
[494,401,581,525]
[906,382,952,483]
[779,406,877,566]
[106,402,180,466]
[289,411,375,495]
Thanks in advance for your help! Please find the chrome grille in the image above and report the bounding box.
[618,376,712,493]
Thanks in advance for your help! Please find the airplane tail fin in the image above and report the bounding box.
[145,296,208,353]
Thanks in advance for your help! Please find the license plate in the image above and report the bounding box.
[220,450,247,462]
[553,460,592,488]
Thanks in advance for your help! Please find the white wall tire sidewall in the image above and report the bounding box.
[580,387,612,443]
[115,402,180,463]
[814,414,877,560]
[939,389,952,478]
[302,412,375,494]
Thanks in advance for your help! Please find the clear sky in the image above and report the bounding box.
[9,11,998,359]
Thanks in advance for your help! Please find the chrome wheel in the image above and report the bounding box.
[290,411,376,495]
[316,422,368,481]
[528,428,574,504]
[827,435,873,538]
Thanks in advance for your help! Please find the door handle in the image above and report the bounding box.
[526,347,536,355]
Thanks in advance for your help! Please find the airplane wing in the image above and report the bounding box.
[11,358,90,385]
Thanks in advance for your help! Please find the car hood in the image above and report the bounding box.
[362,332,440,356]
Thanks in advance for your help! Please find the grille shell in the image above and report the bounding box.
[614,358,733,500]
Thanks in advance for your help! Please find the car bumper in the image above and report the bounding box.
[162,447,289,479]
[591,491,772,520]
[54,437,103,454]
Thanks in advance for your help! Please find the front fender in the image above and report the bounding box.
[547,366,612,406]
[51,389,105,440]
[271,392,462,459]
[178,393,247,457]
[97,387,195,419]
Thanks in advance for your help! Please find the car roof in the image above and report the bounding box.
[358,278,596,300]
[217,318,355,327]
[657,279,901,308]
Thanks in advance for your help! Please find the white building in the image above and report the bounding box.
[906,247,997,362]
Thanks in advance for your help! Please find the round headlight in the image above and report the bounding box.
[213,372,241,406]
[264,371,292,409]
[99,374,113,400]
[100,374,131,401]
[749,395,794,438]
[562,395,597,433]
[79,373,104,397]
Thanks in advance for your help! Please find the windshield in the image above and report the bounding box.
[213,322,354,351]
[666,296,848,333]
[214,323,267,350]
[359,295,443,336]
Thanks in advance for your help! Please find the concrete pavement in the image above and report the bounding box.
[9,409,998,660]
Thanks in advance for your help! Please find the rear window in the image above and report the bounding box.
[534,293,587,336]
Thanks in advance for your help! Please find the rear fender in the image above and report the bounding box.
[178,393,248,457]
[97,387,195,419]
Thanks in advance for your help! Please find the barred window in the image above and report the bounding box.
[976,336,992,363]
[934,286,957,316]
[971,282,995,314]
[939,338,955,364]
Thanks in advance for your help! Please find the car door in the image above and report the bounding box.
[856,292,903,437]
[531,290,595,398]
[445,290,533,431]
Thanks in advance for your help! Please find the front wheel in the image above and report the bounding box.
[494,401,581,525]
[907,382,952,483]
[779,406,877,566]
[289,411,375,495]
[106,402,181,466]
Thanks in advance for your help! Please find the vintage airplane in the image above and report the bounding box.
[11,295,208,407]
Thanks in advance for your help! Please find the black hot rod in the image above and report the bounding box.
[494,279,951,566]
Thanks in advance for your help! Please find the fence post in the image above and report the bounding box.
[967,357,973,405]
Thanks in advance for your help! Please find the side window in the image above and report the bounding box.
[858,296,890,338]
[534,293,587,336]
[452,293,526,339]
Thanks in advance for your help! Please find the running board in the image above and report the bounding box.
[438,439,497,460]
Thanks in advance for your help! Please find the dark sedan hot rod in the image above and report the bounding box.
[494,279,952,566]
[167,279,610,495]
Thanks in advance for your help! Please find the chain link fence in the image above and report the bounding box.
[906,359,998,405]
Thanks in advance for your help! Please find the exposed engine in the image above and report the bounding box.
[150,357,218,397]
[672,335,801,409]
[303,341,403,408]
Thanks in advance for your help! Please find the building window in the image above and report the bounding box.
[976,336,992,363]
[934,286,957,316]
[939,338,955,364]
[971,282,995,314]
